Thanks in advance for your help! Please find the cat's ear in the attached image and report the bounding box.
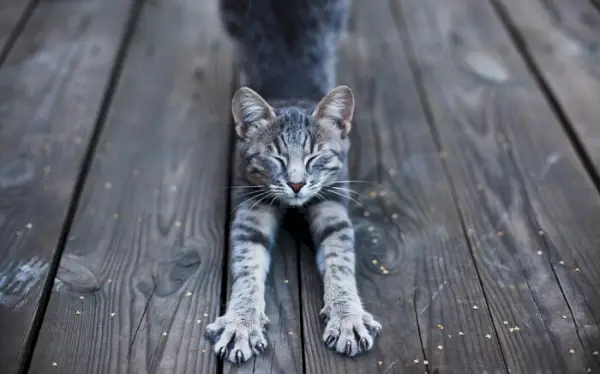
[312,85,355,137]
[231,87,276,139]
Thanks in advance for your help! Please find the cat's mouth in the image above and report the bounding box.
[279,191,314,207]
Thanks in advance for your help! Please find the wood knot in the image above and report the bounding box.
[56,254,101,293]
[464,51,509,83]
[152,243,202,297]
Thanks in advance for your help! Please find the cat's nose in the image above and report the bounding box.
[287,182,305,193]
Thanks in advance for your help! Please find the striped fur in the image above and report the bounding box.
[206,0,381,364]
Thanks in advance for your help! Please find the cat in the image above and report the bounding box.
[205,0,381,364]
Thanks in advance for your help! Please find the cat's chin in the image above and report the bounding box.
[282,195,311,207]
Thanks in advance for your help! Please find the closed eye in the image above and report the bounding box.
[305,154,319,169]
[272,155,287,168]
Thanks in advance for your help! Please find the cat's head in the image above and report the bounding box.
[232,85,354,206]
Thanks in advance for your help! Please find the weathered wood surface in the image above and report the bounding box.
[392,0,600,372]
[1,0,599,372]
[0,0,34,58]
[299,0,506,372]
[493,0,600,175]
[0,0,136,372]
[28,0,235,372]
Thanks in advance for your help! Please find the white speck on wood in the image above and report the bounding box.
[464,51,509,83]
[539,152,561,180]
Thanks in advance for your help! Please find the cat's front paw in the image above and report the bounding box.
[205,312,269,364]
[320,304,382,356]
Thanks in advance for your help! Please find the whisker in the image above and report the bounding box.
[315,191,327,203]
[249,192,273,211]
[227,185,265,190]
[327,186,370,200]
[234,189,268,201]
[327,180,375,185]
[325,188,363,207]
[267,194,278,207]
[231,190,271,212]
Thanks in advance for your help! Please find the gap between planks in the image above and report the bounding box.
[17,1,145,373]
[487,0,600,197]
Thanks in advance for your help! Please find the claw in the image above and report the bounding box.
[344,340,352,355]
[366,324,381,336]
[325,335,337,347]
[255,342,265,354]
[359,337,369,352]
[235,350,244,364]
[218,347,227,359]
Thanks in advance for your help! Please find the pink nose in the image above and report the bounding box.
[288,182,305,193]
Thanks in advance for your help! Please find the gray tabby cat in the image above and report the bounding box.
[205,0,381,363]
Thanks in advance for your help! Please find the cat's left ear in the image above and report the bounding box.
[231,87,276,139]
[312,85,355,137]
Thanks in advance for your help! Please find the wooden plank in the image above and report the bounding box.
[0,0,34,56]
[299,0,507,373]
[223,232,303,374]
[0,1,137,372]
[492,0,600,174]
[28,0,235,372]
[391,0,600,372]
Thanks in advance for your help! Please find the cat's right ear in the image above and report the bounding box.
[231,87,275,139]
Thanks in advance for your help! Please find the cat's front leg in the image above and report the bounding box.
[308,201,382,356]
[205,204,279,364]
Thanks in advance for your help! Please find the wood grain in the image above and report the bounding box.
[299,0,507,372]
[391,0,600,371]
[0,0,35,57]
[28,0,235,372]
[0,1,136,372]
[223,232,304,374]
[492,0,600,174]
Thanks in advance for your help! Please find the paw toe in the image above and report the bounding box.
[205,319,226,342]
[253,341,266,355]
[250,333,268,355]
[322,309,381,356]
[343,340,354,356]
[323,331,339,348]
[207,314,269,364]
[234,350,245,364]
[362,313,382,335]
[359,336,372,352]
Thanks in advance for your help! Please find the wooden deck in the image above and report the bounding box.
[1,0,599,373]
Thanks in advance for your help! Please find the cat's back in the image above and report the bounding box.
[219,0,350,101]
